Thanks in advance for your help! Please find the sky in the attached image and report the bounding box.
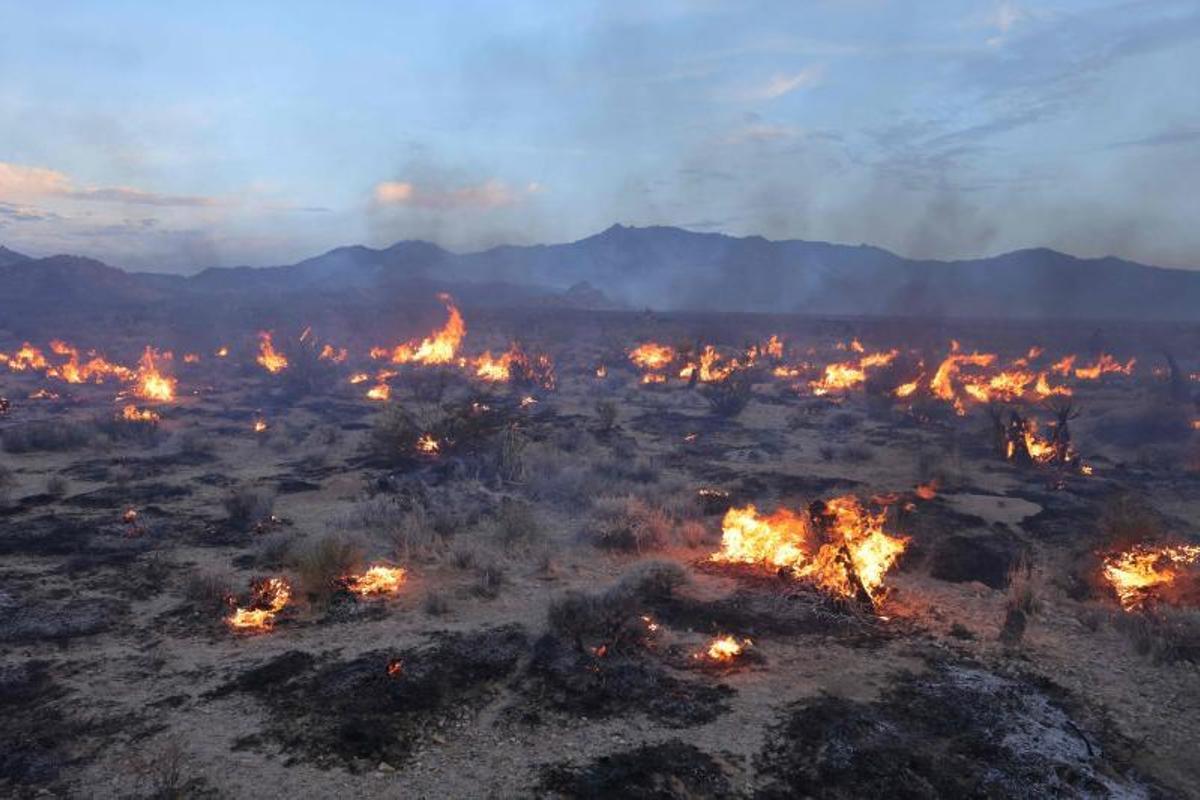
[0,0,1197,273]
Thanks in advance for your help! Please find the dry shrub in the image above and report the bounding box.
[183,569,234,618]
[547,561,686,652]
[595,399,619,432]
[473,558,507,598]
[491,498,543,550]
[0,463,15,506]
[388,506,447,562]
[127,734,200,799]
[45,474,68,498]
[222,485,276,530]
[1,420,92,453]
[423,591,451,616]
[1099,493,1163,546]
[493,424,527,484]
[1114,608,1200,663]
[293,533,364,604]
[589,496,674,553]
[701,372,754,417]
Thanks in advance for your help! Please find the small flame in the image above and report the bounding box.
[387,659,404,677]
[253,418,268,433]
[698,635,751,663]
[349,372,370,384]
[366,383,390,401]
[915,480,938,501]
[1102,543,1200,611]
[346,565,407,596]
[122,404,160,422]
[416,434,440,454]
[1074,354,1135,380]
[215,346,229,358]
[226,577,291,632]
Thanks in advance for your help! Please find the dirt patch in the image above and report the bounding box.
[538,740,735,798]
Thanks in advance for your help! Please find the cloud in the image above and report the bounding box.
[0,161,218,207]
[1107,125,1200,149]
[0,201,61,222]
[744,65,825,100]
[722,123,802,145]
[372,178,540,210]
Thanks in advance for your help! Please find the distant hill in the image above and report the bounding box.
[3,225,1199,321]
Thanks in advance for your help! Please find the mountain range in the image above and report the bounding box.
[3,225,1198,321]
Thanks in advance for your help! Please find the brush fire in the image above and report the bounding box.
[711,496,908,606]
[226,577,291,632]
[1102,543,1200,611]
[344,565,407,596]
[696,635,753,664]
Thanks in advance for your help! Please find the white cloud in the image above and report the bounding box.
[0,161,217,207]
[744,65,825,100]
[372,179,540,210]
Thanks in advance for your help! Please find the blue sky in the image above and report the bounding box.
[0,0,1197,272]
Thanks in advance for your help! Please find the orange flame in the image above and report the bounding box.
[697,635,752,663]
[416,434,440,454]
[346,565,407,596]
[256,332,289,374]
[133,347,176,402]
[1074,354,1135,380]
[712,497,908,603]
[366,383,390,401]
[629,342,676,371]
[226,577,291,632]
[121,404,160,422]
[1102,543,1200,611]
[381,294,466,365]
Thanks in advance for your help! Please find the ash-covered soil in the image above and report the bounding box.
[1,309,1198,799]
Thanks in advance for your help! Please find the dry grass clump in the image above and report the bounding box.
[0,463,15,507]
[701,371,754,417]
[490,498,543,550]
[1114,608,1200,664]
[293,533,364,605]
[1,420,92,453]
[588,496,674,553]
[547,561,686,652]
[1099,493,1163,546]
[222,485,276,530]
[183,569,235,618]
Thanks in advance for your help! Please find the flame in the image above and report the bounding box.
[1074,354,1136,380]
[894,377,922,398]
[382,294,465,365]
[47,340,133,384]
[930,342,996,415]
[809,349,897,395]
[470,342,555,388]
[256,332,289,374]
[349,372,370,384]
[595,364,608,378]
[215,346,229,358]
[346,565,407,596]
[122,404,160,422]
[1034,371,1073,398]
[1102,543,1200,611]
[133,347,176,402]
[366,383,390,401]
[416,434,440,454]
[712,497,908,603]
[698,635,751,663]
[629,342,676,371]
[319,344,348,363]
[29,388,59,400]
[641,373,667,384]
[679,345,733,383]
[226,577,291,632]
[253,418,268,433]
[387,659,404,677]
[183,353,201,364]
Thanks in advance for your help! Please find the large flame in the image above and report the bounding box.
[380,293,466,365]
[133,347,176,402]
[1074,353,1136,380]
[810,349,897,395]
[712,497,908,603]
[629,342,676,371]
[1102,543,1200,611]
[256,332,289,374]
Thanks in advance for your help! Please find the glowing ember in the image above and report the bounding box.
[641,373,667,385]
[416,434,440,454]
[215,346,229,358]
[366,383,390,401]
[712,497,908,604]
[697,635,752,663]
[595,364,608,378]
[1102,543,1200,611]
[226,577,291,632]
[123,508,138,524]
[29,388,59,400]
[121,404,160,422]
[387,659,404,677]
[520,395,538,408]
[379,293,466,365]
[256,332,289,374]
[915,480,938,500]
[318,344,348,363]
[346,565,407,596]
[182,353,201,364]
[253,418,268,433]
[133,347,176,402]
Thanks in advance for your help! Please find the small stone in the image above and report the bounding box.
[377,761,396,773]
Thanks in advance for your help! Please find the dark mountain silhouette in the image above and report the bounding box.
[3,225,1199,320]
[0,245,30,267]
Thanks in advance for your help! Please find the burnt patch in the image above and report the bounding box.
[0,660,70,786]
[64,481,191,508]
[515,633,733,728]
[928,532,1025,589]
[0,592,128,642]
[216,625,527,770]
[0,514,94,556]
[539,740,734,799]
[755,664,1153,799]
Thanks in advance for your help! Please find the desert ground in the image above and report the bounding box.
[2,303,1199,799]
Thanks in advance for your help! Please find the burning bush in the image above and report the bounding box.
[546,561,687,653]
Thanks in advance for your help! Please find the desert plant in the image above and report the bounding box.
[588,496,674,553]
[494,424,527,483]
[491,498,542,550]
[183,569,234,618]
[1,420,92,453]
[473,558,507,598]
[594,399,619,432]
[293,533,363,604]
[701,371,754,418]
[546,561,686,652]
[45,474,69,498]
[222,485,276,530]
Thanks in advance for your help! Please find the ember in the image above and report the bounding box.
[345,565,407,596]
[416,434,440,454]
[386,658,404,677]
[253,418,268,433]
[226,577,291,632]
